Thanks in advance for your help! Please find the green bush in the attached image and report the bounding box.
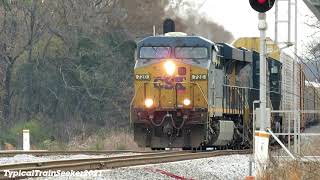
[0,130,16,146]
[0,119,51,148]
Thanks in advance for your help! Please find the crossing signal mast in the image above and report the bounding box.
[249,0,275,172]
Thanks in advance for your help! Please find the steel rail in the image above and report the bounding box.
[0,150,250,179]
[0,150,153,157]
[0,151,185,170]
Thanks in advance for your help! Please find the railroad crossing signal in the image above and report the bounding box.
[249,0,276,13]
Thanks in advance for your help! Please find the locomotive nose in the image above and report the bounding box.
[134,59,208,109]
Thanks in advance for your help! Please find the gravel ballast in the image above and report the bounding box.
[98,154,253,180]
[16,154,253,180]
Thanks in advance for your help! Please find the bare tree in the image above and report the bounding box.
[0,0,235,143]
[304,17,320,82]
[0,0,56,127]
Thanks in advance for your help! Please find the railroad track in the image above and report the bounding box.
[0,150,250,179]
[0,150,153,157]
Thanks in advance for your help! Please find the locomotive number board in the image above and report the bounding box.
[191,74,207,80]
[135,74,150,80]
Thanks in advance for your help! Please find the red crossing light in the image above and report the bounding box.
[249,0,275,13]
[258,0,266,4]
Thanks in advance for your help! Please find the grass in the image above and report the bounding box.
[259,159,320,180]
[1,124,143,151]
[300,136,320,156]
[67,129,144,151]
[259,137,320,180]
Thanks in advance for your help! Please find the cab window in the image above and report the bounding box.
[175,47,208,59]
[139,47,171,59]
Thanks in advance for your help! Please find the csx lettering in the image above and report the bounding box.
[154,77,186,91]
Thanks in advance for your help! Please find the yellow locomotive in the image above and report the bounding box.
[130,19,282,149]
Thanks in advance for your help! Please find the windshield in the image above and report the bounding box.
[139,47,171,59]
[175,47,208,59]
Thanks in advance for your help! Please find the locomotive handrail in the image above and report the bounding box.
[129,82,162,125]
[194,82,209,105]
[174,81,209,106]
[143,81,161,107]
[223,84,259,91]
[130,81,164,125]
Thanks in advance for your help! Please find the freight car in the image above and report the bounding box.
[303,81,320,128]
[280,52,320,133]
[130,20,282,149]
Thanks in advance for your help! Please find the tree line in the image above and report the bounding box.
[0,0,233,145]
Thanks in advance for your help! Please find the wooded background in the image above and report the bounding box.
[0,0,233,146]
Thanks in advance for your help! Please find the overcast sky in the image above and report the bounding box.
[199,0,318,53]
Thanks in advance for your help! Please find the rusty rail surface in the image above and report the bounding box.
[0,150,251,179]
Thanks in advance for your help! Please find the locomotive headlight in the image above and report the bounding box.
[145,98,154,108]
[183,98,191,106]
[164,61,176,76]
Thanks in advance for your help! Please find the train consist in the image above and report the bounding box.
[130,20,318,149]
